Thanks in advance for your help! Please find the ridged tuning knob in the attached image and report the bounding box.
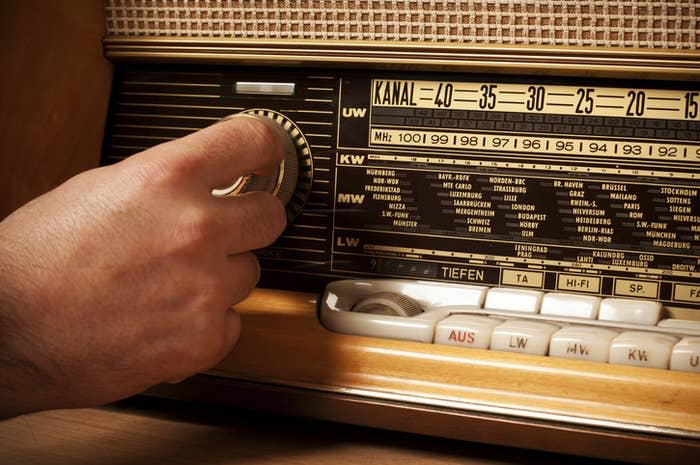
[212,113,299,207]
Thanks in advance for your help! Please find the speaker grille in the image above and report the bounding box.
[105,1,698,49]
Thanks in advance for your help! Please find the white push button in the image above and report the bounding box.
[435,315,503,349]
[670,337,700,373]
[235,81,295,95]
[484,288,543,313]
[540,293,601,319]
[598,298,662,325]
[490,320,559,355]
[609,331,678,369]
[657,319,700,331]
[549,326,619,362]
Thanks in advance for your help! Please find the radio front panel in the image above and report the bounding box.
[102,66,700,310]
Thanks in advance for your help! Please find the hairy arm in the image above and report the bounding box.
[0,116,286,417]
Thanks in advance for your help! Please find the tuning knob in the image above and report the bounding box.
[352,292,423,317]
[212,113,299,207]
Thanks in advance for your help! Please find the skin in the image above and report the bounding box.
[0,115,286,417]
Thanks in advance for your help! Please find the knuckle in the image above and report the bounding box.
[179,314,228,371]
[173,207,222,248]
[230,253,259,303]
[129,142,194,185]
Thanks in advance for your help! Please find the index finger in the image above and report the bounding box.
[141,114,286,189]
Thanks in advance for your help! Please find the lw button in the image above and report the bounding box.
[490,320,559,355]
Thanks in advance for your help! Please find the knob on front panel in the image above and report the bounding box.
[212,109,313,222]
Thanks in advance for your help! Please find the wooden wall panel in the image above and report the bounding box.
[0,0,112,218]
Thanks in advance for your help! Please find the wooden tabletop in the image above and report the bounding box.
[0,397,617,465]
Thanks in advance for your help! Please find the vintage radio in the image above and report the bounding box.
[18,1,700,462]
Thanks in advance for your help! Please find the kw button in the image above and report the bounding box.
[609,332,679,369]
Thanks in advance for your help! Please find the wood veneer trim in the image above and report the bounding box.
[147,376,700,465]
[208,288,700,435]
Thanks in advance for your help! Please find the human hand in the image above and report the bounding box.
[0,115,286,417]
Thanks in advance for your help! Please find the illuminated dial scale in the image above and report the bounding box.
[369,80,700,167]
[102,69,700,309]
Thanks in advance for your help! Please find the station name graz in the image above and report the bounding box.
[373,80,417,106]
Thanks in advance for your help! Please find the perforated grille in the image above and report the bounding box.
[104,1,699,49]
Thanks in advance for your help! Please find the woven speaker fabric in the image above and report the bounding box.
[104,1,699,49]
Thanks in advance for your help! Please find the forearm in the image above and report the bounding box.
[0,235,53,417]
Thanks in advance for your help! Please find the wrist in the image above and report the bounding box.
[0,236,55,417]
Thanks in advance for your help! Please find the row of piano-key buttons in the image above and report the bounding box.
[435,288,700,372]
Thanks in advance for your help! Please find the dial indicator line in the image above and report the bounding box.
[280,235,327,242]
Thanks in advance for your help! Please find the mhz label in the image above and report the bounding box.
[371,79,700,121]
